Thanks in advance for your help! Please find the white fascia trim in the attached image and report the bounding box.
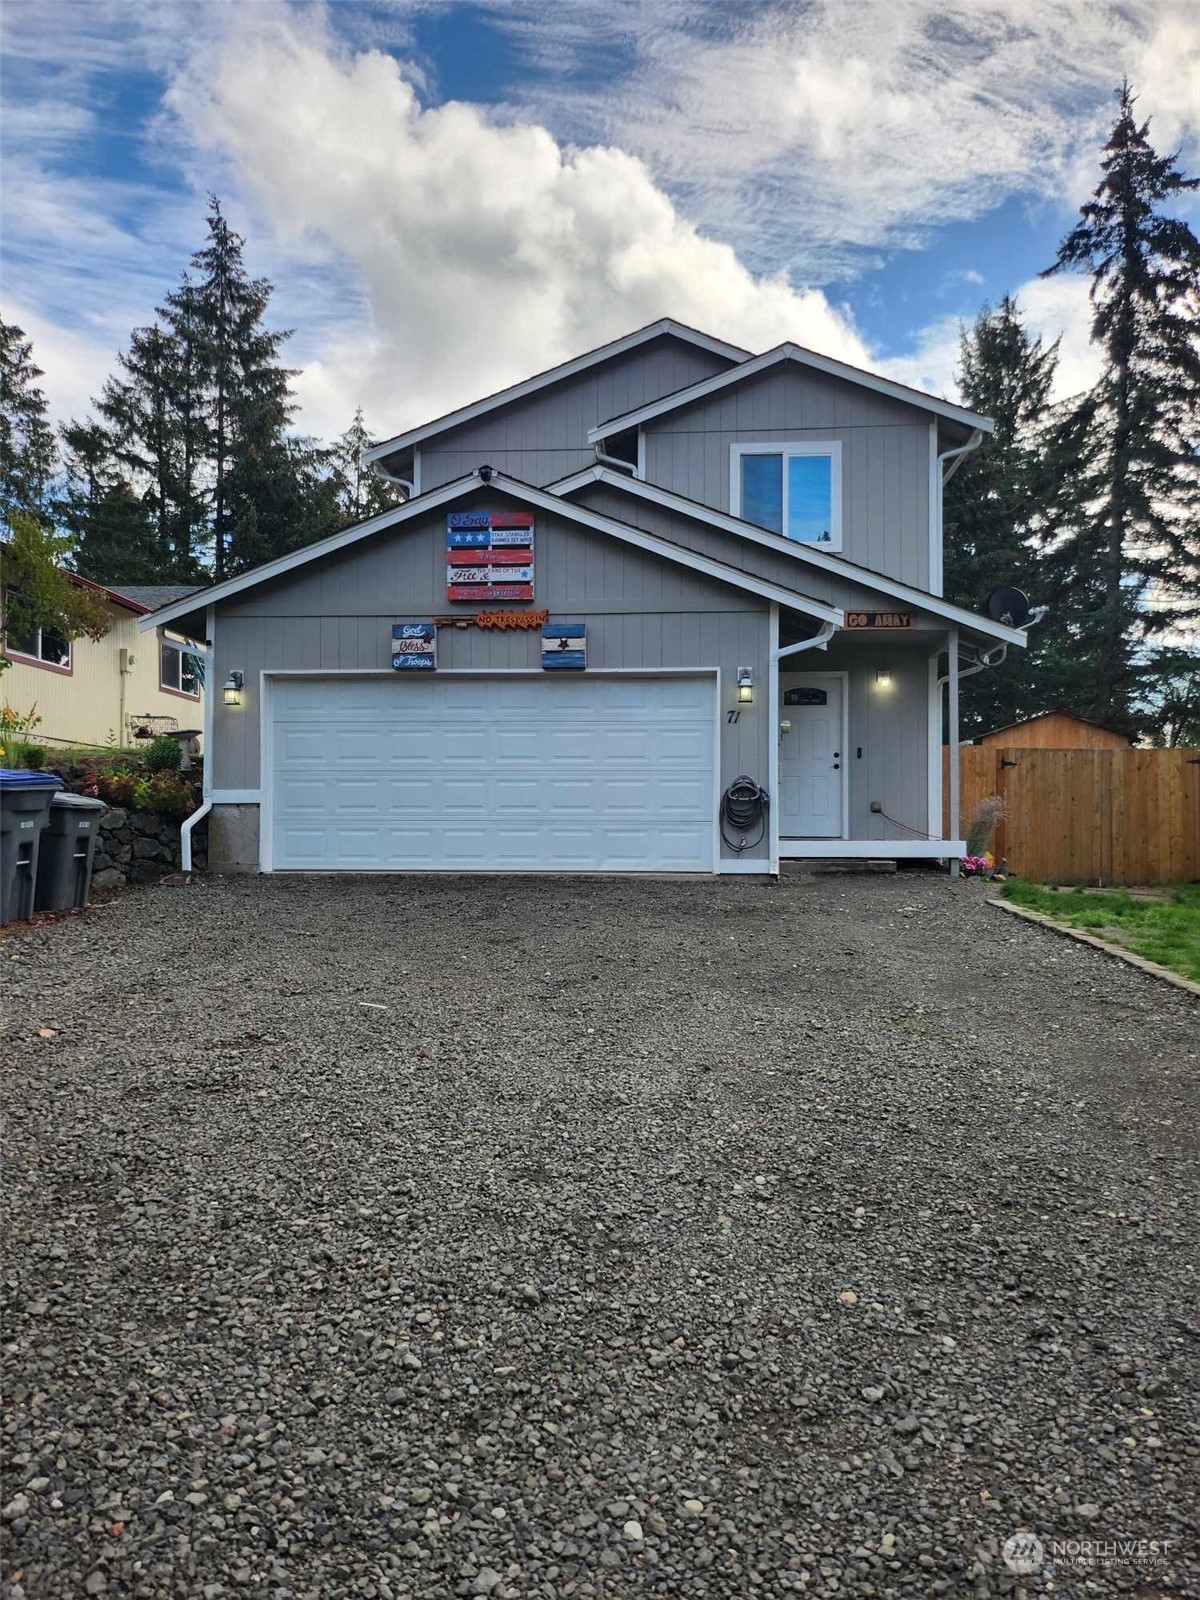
[729,440,843,553]
[586,344,994,444]
[552,468,1026,647]
[363,321,750,464]
[141,469,843,633]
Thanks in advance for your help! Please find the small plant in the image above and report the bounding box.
[965,794,1005,858]
[133,770,197,818]
[144,734,183,773]
[22,744,46,769]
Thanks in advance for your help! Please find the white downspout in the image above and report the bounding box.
[947,627,960,875]
[771,619,837,667]
[178,603,215,874]
[593,441,637,475]
[370,458,414,497]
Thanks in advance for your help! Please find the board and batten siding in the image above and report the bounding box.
[568,481,941,621]
[640,366,934,589]
[417,336,733,492]
[211,494,772,862]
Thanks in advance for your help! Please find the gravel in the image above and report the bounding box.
[2,870,1198,1599]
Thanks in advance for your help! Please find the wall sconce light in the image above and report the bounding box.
[223,670,245,707]
[875,668,893,688]
[737,666,754,704]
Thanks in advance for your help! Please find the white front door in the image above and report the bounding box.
[778,677,844,837]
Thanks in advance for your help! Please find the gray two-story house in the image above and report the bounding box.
[145,319,1026,876]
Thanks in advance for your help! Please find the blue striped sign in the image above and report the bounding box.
[392,621,437,670]
[542,622,586,670]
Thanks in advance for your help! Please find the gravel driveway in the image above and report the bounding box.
[2,872,1197,1600]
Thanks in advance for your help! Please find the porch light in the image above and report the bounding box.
[223,670,245,707]
[875,668,893,688]
[737,666,754,704]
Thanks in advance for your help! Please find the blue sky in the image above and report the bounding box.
[2,0,1198,441]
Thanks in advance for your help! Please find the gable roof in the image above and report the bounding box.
[363,320,749,465]
[586,342,994,443]
[977,708,1130,741]
[140,469,844,634]
[548,465,1027,647]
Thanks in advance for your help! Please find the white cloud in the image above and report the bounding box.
[163,5,876,434]
[884,273,1101,406]
[492,0,1200,276]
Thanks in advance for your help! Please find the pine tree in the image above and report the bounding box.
[95,322,205,581]
[0,317,59,523]
[1043,81,1200,729]
[182,196,297,577]
[331,408,399,528]
[60,421,159,584]
[944,297,1069,736]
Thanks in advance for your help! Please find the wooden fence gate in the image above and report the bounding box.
[944,746,1200,885]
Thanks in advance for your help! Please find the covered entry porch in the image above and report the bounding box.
[769,607,993,870]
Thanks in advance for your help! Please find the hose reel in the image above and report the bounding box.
[720,775,769,854]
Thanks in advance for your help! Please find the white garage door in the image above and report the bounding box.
[268,675,715,872]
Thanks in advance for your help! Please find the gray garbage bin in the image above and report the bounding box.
[0,770,62,924]
[35,792,108,912]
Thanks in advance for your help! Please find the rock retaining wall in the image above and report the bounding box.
[92,808,208,889]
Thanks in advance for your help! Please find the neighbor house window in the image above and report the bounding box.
[160,640,200,698]
[730,442,842,549]
[3,598,72,671]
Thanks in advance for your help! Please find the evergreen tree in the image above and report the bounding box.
[60,421,159,584]
[95,322,205,581]
[331,408,399,528]
[944,297,1072,736]
[0,317,58,522]
[1043,81,1200,729]
[181,196,297,577]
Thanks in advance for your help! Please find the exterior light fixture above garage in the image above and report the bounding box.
[737,667,754,704]
[223,670,244,707]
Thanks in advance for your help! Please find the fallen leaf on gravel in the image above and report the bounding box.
[36,1027,56,1038]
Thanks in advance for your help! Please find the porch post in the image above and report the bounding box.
[948,626,960,877]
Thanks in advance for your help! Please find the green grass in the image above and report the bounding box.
[1001,880,1200,983]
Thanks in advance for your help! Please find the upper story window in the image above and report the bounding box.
[160,639,201,698]
[730,442,842,550]
[3,594,72,672]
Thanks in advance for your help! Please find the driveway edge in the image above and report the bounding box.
[989,895,1200,998]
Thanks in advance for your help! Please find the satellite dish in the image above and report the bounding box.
[986,586,1031,628]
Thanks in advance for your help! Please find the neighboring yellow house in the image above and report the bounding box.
[2,581,206,751]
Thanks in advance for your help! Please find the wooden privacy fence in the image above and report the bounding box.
[943,746,1200,885]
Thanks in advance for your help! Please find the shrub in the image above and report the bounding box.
[144,734,183,772]
[132,771,196,819]
[22,744,46,769]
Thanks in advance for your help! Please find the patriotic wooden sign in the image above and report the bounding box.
[542,622,586,670]
[447,511,534,600]
[392,621,437,670]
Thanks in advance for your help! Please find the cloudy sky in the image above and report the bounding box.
[2,0,1198,444]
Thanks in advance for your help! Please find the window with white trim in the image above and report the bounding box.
[730,442,842,549]
[160,639,201,697]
